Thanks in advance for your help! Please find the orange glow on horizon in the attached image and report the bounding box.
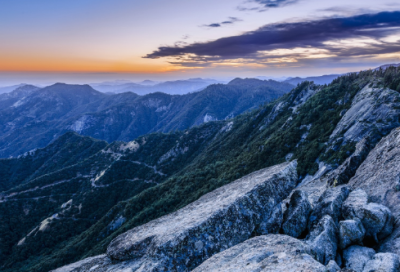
[0,55,192,74]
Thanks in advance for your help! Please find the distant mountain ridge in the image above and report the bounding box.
[0,83,34,94]
[0,85,39,108]
[282,64,400,86]
[283,74,341,85]
[90,78,224,95]
[0,78,294,157]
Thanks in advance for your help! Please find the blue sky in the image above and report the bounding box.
[0,0,400,85]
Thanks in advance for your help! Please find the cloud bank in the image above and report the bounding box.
[145,11,400,68]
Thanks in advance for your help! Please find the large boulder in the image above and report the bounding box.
[342,245,375,272]
[106,162,297,271]
[361,203,394,242]
[362,253,400,272]
[342,189,394,243]
[339,219,366,249]
[281,190,312,238]
[342,189,368,220]
[308,186,350,230]
[193,234,326,272]
[307,215,338,265]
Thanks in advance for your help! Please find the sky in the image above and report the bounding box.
[0,0,400,85]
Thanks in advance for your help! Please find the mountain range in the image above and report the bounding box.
[1,66,400,272]
[0,84,34,95]
[90,78,224,95]
[0,78,294,158]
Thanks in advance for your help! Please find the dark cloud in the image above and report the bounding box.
[238,0,299,12]
[144,11,400,67]
[252,0,299,8]
[202,17,242,28]
[205,23,222,28]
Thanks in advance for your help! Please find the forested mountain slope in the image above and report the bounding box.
[0,79,293,158]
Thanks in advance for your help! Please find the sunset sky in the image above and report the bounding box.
[1,0,400,85]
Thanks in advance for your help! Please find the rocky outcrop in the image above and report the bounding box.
[348,128,400,254]
[53,161,298,272]
[193,234,326,272]
[52,126,400,272]
[325,86,400,188]
[329,86,400,146]
[282,190,312,238]
[342,245,375,272]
